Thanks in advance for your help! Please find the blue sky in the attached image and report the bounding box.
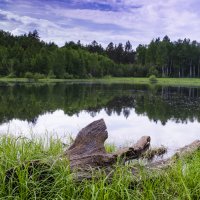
[0,0,200,48]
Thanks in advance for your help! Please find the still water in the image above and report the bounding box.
[0,82,200,153]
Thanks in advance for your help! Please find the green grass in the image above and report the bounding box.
[0,77,68,83]
[0,135,200,199]
[1,77,200,87]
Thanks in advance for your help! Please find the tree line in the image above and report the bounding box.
[0,30,200,78]
[136,36,200,78]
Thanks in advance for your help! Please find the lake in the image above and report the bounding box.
[0,82,200,154]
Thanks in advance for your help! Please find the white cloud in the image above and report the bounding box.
[0,0,200,47]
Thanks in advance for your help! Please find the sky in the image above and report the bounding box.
[0,0,200,48]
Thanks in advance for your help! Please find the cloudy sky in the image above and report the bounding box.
[0,0,200,48]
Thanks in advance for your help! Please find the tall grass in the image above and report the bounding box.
[0,135,199,199]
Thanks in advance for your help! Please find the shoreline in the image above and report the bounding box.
[1,77,200,87]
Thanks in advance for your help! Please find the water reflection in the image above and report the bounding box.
[1,109,199,152]
[0,83,200,149]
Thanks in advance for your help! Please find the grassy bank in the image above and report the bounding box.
[1,77,200,87]
[0,136,199,199]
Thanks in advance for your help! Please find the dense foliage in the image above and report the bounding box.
[0,30,200,78]
[0,30,133,78]
[137,36,200,78]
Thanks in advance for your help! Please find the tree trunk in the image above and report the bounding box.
[169,59,173,77]
[182,67,184,78]
[64,119,150,170]
[190,60,192,77]
[166,66,169,77]
[162,66,164,77]
[193,65,195,77]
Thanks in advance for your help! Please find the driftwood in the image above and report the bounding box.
[64,119,200,183]
[174,139,200,157]
[5,119,151,184]
[149,139,200,170]
[64,119,150,170]
[64,119,200,171]
[141,146,167,160]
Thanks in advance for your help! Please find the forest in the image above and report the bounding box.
[0,30,200,78]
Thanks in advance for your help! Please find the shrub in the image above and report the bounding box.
[87,73,93,79]
[24,72,38,82]
[149,75,157,83]
[148,66,159,77]
[24,72,34,79]
[64,73,74,79]
[47,70,56,79]
[34,73,46,79]
[7,72,16,78]
[104,75,112,79]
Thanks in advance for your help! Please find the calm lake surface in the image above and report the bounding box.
[0,82,200,153]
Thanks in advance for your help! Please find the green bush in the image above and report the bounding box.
[87,73,93,79]
[104,75,112,79]
[24,72,34,79]
[47,70,56,79]
[64,73,74,79]
[7,72,16,78]
[148,66,159,77]
[149,75,157,83]
[34,73,46,79]
[24,72,39,82]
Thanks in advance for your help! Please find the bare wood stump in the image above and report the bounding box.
[64,119,151,170]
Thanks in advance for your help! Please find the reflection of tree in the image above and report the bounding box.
[104,96,135,118]
[1,84,200,124]
[123,109,130,119]
[0,83,137,123]
[134,87,200,124]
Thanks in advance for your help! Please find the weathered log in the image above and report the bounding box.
[148,140,200,170]
[141,146,167,160]
[174,139,200,157]
[113,136,151,161]
[64,119,151,169]
[64,119,116,169]
[66,119,108,156]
